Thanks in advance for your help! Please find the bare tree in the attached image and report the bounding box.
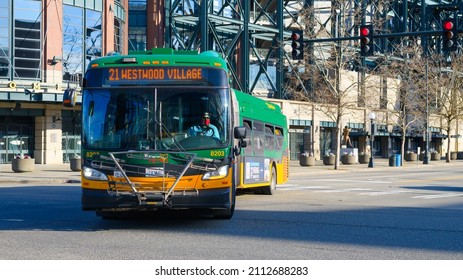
[431,54,463,162]
[285,2,362,169]
[285,0,392,169]
[377,42,427,165]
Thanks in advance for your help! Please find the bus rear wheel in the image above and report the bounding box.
[261,166,277,195]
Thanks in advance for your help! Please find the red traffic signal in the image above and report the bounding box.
[360,27,370,37]
[291,32,301,41]
[359,25,373,56]
[442,19,457,52]
[443,20,454,31]
[291,30,304,60]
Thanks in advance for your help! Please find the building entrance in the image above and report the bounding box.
[0,116,35,163]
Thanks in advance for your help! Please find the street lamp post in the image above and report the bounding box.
[368,112,376,168]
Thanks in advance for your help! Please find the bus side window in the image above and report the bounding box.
[253,121,264,156]
[243,119,252,156]
[265,124,275,151]
[275,127,284,150]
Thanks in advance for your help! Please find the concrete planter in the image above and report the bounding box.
[404,153,417,162]
[431,153,440,161]
[299,155,315,166]
[70,157,82,171]
[323,155,335,165]
[341,154,356,164]
[12,158,35,172]
[358,154,369,164]
[450,152,457,160]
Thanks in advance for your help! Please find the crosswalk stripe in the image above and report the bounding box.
[358,190,412,196]
[316,188,372,193]
[279,186,330,191]
[316,179,392,184]
[278,186,463,200]
[412,193,463,199]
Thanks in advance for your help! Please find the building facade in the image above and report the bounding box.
[0,0,128,164]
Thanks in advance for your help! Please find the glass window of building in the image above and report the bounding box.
[114,18,124,54]
[0,1,9,78]
[128,0,147,51]
[13,0,42,79]
[85,9,102,70]
[63,5,84,82]
[63,6,102,83]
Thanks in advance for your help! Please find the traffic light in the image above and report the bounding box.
[359,25,373,56]
[291,30,304,60]
[442,19,457,52]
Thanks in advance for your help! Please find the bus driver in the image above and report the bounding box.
[188,112,220,140]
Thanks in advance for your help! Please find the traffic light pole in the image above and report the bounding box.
[424,56,430,165]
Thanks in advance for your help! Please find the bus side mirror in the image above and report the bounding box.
[234,126,247,140]
[233,126,247,157]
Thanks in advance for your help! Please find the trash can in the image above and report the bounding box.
[70,157,82,171]
[395,154,402,166]
[389,155,396,167]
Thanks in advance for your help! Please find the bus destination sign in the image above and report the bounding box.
[106,67,203,82]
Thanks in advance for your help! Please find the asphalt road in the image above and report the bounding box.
[0,163,462,260]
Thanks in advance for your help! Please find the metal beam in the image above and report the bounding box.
[166,0,463,99]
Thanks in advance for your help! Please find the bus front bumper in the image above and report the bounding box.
[81,187,232,211]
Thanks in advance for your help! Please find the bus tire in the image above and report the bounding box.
[262,166,277,195]
[212,205,234,219]
[213,187,236,219]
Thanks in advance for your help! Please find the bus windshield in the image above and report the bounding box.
[82,87,230,151]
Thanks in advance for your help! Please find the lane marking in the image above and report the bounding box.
[316,188,372,193]
[399,175,463,184]
[316,179,393,184]
[280,186,463,201]
[358,190,412,196]
[279,186,330,191]
[412,193,463,199]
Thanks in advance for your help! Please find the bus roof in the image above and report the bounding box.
[234,89,287,127]
[88,48,229,71]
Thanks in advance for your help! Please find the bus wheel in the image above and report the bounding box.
[262,166,277,195]
[213,187,236,219]
[212,204,234,219]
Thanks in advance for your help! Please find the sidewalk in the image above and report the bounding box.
[0,157,461,185]
[0,163,81,185]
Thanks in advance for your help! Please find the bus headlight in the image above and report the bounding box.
[202,165,229,180]
[83,166,108,181]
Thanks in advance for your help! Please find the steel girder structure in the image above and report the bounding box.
[296,0,463,100]
[165,0,462,100]
[165,0,308,98]
[364,0,462,56]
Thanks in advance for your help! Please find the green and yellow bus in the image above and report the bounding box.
[80,48,288,219]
